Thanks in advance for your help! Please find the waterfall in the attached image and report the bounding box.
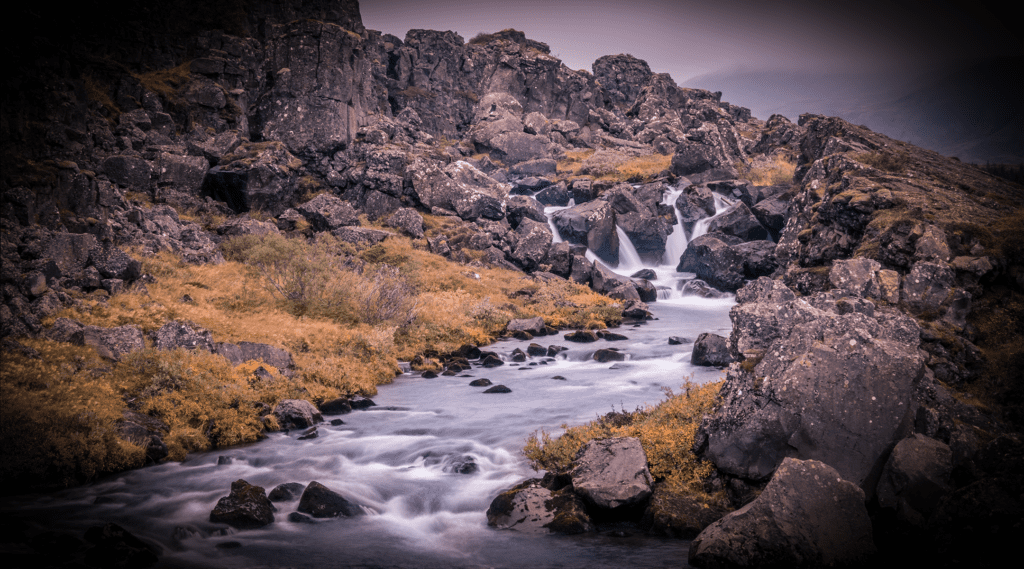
[661,185,688,266]
[614,226,645,274]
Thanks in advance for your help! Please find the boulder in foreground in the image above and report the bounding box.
[689,458,875,568]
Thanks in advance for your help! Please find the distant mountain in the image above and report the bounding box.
[687,57,1024,165]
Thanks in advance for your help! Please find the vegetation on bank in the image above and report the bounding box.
[556,149,672,183]
[524,380,723,497]
[0,230,622,489]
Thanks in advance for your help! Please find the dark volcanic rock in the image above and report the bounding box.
[484,385,512,393]
[677,235,745,292]
[297,481,364,518]
[571,437,653,510]
[210,479,275,529]
[697,277,925,488]
[268,482,307,502]
[83,523,159,569]
[487,479,594,534]
[564,330,599,343]
[153,320,214,352]
[675,184,717,223]
[593,348,625,362]
[550,200,618,266]
[876,434,952,522]
[469,378,493,387]
[273,399,323,430]
[641,484,727,539]
[689,458,875,568]
[706,201,769,242]
[295,194,359,232]
[691,332,735,367]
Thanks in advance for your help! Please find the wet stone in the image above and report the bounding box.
[268,482,306,502]
[470,378,493,387]
[484,385,513,393]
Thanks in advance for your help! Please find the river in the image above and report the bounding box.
[3,183,739,568]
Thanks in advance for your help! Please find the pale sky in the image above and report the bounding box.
[360,0,1020,84]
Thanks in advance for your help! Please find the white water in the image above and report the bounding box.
[2,188,739,568]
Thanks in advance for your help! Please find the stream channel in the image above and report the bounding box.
[5,184,740,568]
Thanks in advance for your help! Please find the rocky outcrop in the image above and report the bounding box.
[696,277,925,489]
[689,458,876,568]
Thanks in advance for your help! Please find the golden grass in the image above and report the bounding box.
[524,380,722,495]
[556,149,670,183]
[133,61,192,104]
[12,229,621,485]
[737,154,796,186]
[0,340,147,488]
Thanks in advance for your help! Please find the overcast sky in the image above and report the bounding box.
[360,0,1021,85]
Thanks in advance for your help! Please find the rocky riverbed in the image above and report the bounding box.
[2,1,1023,567]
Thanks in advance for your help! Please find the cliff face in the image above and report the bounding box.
[2,1,1023,565]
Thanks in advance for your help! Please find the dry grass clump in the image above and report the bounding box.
[737,153,796,186]
[556,149,670,183]
[0,340,147,488]
[111,348,297,461]
[613,153,672,182]
[133,61,192,105]
[524,380,722,495]
[855,150,910,173]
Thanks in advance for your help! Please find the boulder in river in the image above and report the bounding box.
[691,332,735,367]
[297,481,364,518]
[487,479,593,534]
[273,399,323,430]
[209,479,276,529]
[570,437,653,510]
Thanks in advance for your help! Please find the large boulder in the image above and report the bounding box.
[202,142,301,215]
[51,320,145,361]
[295,194,359,232]
[209,479,275,529]
[273,399,322,430]
[550,200,618,265]
[640,484,728,538]
[677,235,745,292]
[689,458,876,568]
[486,479,593,534]
[706,202,769,242]
[570,437,653,510]
[696,278,925,488]
[675,184,717,223]
[214,341,295,375]
[296,481,364,518]
[509,218,553,271]
[153,321,214,352]
[691,332,735,367]
[410,160,508,222]
[876,434,952,522]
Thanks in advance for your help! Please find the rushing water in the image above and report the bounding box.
[3,184,739,568]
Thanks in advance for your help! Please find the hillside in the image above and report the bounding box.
[1,1,1022,567]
